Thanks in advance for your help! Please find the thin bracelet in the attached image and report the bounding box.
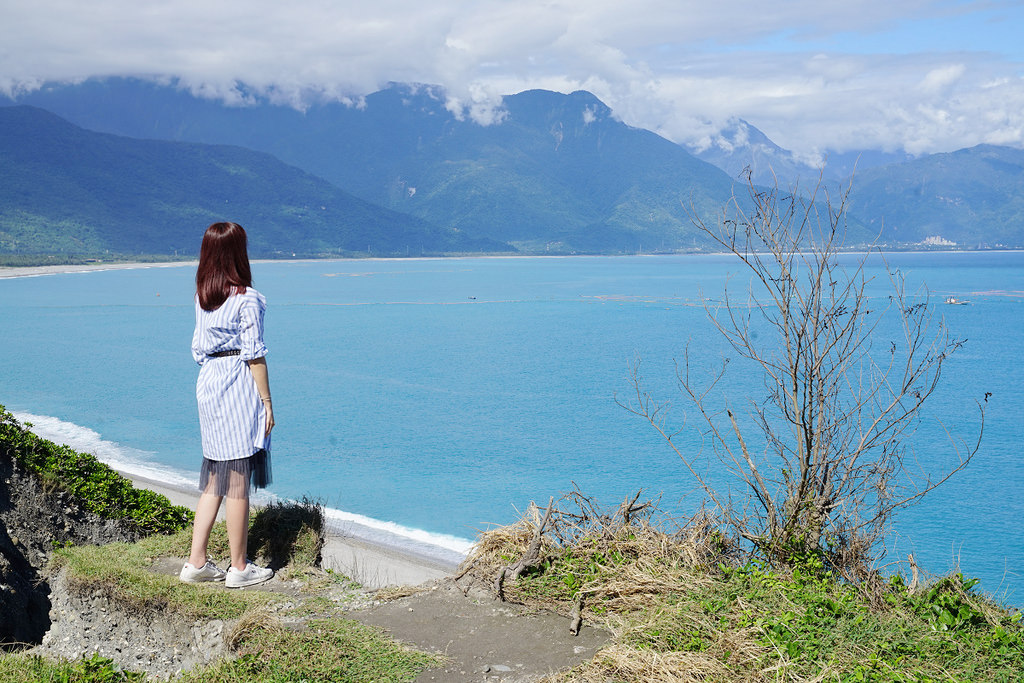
[260,396,272,403]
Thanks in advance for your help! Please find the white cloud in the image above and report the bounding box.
[918,63,967,93]
[2,0,1023,155]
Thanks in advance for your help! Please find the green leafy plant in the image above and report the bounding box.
[0,653,144,682]
[0,406,192,535]
[911,574,990,632]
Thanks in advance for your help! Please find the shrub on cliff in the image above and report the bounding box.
[465,491,1023,682]
[0,406,192,535]
[623,175,984,575]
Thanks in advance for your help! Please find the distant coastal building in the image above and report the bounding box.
[921,235,957,247]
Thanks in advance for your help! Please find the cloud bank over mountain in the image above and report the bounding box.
[2,0,1023,160]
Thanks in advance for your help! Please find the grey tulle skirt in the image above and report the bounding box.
[198,449,271,499]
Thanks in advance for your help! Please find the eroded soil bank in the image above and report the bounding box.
[1,450,139,645]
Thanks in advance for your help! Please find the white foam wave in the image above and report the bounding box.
[11,412,196,491]
[323,508,473,566]
[11,411,472,566]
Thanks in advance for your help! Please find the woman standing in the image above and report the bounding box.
[179,222,275,588]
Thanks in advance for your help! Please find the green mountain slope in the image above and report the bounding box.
[0,106,507,257]
[846,145,1024,247]
[5,81,742,253]
[375,89,739,252]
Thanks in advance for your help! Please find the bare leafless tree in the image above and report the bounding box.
[622,173,984,574]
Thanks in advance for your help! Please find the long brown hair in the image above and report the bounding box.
[196,222,252,310]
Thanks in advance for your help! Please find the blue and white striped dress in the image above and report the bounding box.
[191,288,271,468]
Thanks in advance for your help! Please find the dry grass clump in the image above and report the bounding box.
[374,584,427,601]
[457,502,561,587]
[456,488,735,626]
[225,606,286,650]
[541,602,771,682]
[456,490,1021,682]
[248,497,325,575]
[543,642,742,683]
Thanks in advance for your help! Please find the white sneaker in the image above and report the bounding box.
[225,562,274,588]
[179,560,226,583]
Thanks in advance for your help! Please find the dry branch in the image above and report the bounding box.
[494,497,554,600]
[569,592,584,635]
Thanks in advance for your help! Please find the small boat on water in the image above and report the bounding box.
[944,296,970,305]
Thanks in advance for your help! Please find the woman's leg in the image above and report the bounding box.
[225,467,250,571]
[189,489,223,567]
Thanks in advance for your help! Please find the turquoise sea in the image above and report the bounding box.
[0,253,1020,603]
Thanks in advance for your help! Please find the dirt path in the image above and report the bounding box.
[350,581,609,683]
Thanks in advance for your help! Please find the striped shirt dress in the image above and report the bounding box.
[191,288,271,496]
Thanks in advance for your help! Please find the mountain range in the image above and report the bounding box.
[848,145,1024,248]
[0,105,503,257]
[690,118,915,187]
[3,78,1023,255]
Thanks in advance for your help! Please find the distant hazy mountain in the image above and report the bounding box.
[688,118,914,188]
[820,149,917,184]
[0,106,505,256]
[846,144,1024,248]
[6,78,1024,251]
[6,79,739,253]
[689,119,818,187]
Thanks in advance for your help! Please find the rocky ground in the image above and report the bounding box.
[354,581,607,682]
[1,450,608,681]
[1,451,139,645]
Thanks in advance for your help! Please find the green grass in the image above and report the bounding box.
[49,526,271,621]
[519,545,1024,682]
[0,653,146,682]
[1,408,440,681]
[463,502,1023,682]
[46,498,333,622]
[181,616,441,683]
[0,617,442,683]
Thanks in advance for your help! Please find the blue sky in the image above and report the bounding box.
[1,0,1022,160]
[723,2,1023,58]
[855,3,1024,58]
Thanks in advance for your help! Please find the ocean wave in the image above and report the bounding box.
[11,411,196,491]
[322,508,472,566]
[10,411,472,566]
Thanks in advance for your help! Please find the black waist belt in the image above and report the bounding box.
[208,349,241,358]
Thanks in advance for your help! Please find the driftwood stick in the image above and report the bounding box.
[620,490,643,523]
[908,553,920,594]
[569,592,585,636]
[494,497,555,600]
[453,558,477,582]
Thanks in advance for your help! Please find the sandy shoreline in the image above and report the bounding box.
[0,261,198,279]
[122,470,459,590]
[0,255,546,279]
[0,251,728,281]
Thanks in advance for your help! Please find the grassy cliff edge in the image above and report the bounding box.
[2,407,1022,681]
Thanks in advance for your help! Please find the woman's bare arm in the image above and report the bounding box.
[247,357,275,436]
